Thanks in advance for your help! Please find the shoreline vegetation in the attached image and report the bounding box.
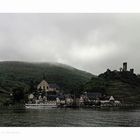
[0,61,140,108]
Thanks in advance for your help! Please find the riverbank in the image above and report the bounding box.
[1,102,140,110]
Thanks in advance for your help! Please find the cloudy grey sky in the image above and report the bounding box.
[0,13,140,74]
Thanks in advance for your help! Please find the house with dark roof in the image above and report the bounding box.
[49,83,60,93]
[83,92,103,100]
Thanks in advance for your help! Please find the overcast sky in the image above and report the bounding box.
[0,13,140,74]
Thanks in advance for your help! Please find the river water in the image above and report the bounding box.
[0,107,140,127]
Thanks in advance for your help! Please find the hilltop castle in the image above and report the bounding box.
[120,62,134,74]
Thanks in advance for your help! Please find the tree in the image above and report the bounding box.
[84,77,107,94]
[12,87,27,103]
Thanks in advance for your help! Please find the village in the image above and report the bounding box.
[26,78,121,109]
[26,62,137,109]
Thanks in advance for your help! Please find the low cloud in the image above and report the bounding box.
[0,13,140,74]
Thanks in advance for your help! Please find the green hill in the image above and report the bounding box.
[0,61,93,104]
[84,69,140,104]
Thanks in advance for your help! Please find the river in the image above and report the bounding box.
[0,107,140,127]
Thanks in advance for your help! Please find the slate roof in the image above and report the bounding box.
[49,83,60,89]
[84,92,102,99]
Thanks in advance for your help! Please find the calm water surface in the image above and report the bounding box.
[0,107,140,127]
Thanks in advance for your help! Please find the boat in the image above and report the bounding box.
[25,102,57,109]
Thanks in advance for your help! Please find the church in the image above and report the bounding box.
[37,79,60,93]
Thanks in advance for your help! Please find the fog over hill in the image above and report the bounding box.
[0,61,93,90]
[0,14,140,74]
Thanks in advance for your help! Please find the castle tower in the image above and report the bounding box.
[123,62,127,71]
[130,68,134,74]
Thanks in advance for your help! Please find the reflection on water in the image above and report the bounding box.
[0,107,140,127]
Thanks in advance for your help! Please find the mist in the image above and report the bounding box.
[0,13,139,74]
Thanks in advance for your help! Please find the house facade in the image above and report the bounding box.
[37,80,50,92]
[37,80,60,93]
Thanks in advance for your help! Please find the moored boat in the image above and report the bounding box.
[25,102,57,109]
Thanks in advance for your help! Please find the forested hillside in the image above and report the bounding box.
[0,61,93,104]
